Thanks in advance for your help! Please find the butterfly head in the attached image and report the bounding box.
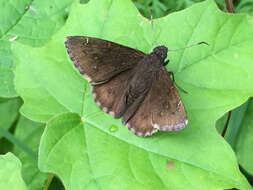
[153,46,168,62]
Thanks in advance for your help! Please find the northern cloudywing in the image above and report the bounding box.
[65,36,188,136]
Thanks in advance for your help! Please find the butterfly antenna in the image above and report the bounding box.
[167,41,209,52]
[150,9,153,30]
[150,9,157,47]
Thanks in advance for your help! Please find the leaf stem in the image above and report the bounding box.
[239,165,253,186]
[0,128,37,159]
[43,173,55,190]
[225,0,234,13]
[221,111,231,137]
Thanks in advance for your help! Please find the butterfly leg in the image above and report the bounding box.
[163,59,170,66]
[122,94,146,125]
[168,72,188,94]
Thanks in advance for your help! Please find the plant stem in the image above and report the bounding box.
[0,128,37,159]
[225,0,234,13]
[222,111,231,137]
[43,173,55,190]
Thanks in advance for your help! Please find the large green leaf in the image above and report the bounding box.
[39,112,251,190]
[13,116,48,190]
[13,0,253,189]
[0,152,27,190]
[0,0,73,97]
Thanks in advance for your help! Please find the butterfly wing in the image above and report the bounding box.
[65,36,145,84]
[91,69,134,118]
[124,90,157,136]
[125,68,187,136]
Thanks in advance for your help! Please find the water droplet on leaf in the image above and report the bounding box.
[109,125,118,133]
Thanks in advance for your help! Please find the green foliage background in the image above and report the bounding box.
[0,0,253,189]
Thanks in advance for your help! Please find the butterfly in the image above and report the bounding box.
[65,36,188,136]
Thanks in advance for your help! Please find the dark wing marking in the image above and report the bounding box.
[65,36,145,83]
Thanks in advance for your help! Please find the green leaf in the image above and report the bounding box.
[215,112,227,134]
[0,0,73,97]
[13,0,253,189]
[0,0,73,46]
[236,0,253,16]
[0,40,17,97]
[13,115,48,190]
[0,152,27,190]
[132,0,226,19]
[39,112,251,190]
[224,101,249,148]
[235,98,253,176]
[0,97,22,139]
[0,137,13,154]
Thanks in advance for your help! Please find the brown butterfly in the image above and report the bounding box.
[65,36,188,136]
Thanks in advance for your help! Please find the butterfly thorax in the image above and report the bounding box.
[125,51,164,105]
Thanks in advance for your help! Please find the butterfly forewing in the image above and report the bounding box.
[65,36,145,83]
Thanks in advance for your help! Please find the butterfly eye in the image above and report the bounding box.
[153,46,168,61]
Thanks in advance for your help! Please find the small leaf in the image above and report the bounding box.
[13,115,48,190]
[235,98,253,176]
[224,101,249,148]
[236,0,253,16]
[0,152,27,190]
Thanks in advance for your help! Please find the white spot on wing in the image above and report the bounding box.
[137,131,143,136]
[84,74,91,82]
[85,37,89,45]
[102,107,108,112]
[109,111,115,117]
[153,119,188,131]
[96,100,101,106]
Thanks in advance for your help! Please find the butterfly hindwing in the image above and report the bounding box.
[124,90,157,136]
[91,69,134,118]
[65,36,145,83]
